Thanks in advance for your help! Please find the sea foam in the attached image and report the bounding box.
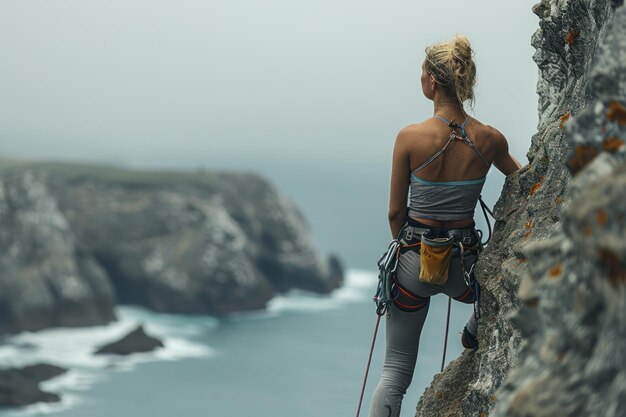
[0,306,216,416]
[267,269,376,314]
[0,269,375,416]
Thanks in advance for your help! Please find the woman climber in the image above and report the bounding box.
[367,34,522,417]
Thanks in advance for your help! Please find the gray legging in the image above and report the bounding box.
[368,247,478,417]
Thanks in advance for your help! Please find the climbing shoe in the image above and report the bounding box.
[461,326,478,350]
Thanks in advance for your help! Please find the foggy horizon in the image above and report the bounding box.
[1,0,542,266]
[2,0,538,173]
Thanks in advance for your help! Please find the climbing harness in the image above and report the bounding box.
[425,114,495,248]
[356,221,490,416]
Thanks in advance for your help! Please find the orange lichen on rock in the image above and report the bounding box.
[598,249,626,286]
[549,263,563,279]
[565,30,579,46]
[554,195,561,206]
[583,225,593,236]
[597,208,609,226]
[602,137,624,152]
[559,111,571,129]
[568,144,598,173]
[607,101,626,126]
[524,218,534,237]
[530,176,545,195]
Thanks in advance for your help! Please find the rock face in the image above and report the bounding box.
[94,325,164,355]
[0,363,68,407]
[0,163,344,335]
[0,170,117,335]
[415,1,624,416]
[492,5,626,417]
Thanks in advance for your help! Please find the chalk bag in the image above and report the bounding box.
[419,234,454,285]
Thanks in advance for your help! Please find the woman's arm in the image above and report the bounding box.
[388,129,411,239]
[490,127,522,175]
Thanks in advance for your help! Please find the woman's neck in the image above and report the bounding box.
[432,95,467,121]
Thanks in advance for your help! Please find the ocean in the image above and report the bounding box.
[0,270,474,417]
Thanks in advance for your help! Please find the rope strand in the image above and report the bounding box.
[355,314,382,417]
[440,297,452,372]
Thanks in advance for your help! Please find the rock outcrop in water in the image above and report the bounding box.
[94,324,164,355]
[0,363,68,407]
[0,162,343,335]
[415,1,625,416]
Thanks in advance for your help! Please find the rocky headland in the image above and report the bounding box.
[415,1,626,416]
[0,160,344,407]
[0,161,344,336]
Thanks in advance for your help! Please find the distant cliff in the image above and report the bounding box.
[415,1,625,416]
[0,161,343,335]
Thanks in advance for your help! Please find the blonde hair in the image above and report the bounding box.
[424,34,476,108]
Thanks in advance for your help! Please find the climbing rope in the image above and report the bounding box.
[440,297,452,372]
[355,314,382,417]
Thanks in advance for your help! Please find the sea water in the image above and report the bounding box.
[0,270,473,417]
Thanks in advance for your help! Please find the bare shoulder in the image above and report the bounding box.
[484,124,506,140]
[469,117,504,139]
[481,123,508,150]
[397,121,428,137]
[395,119,432,144]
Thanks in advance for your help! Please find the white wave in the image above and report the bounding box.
[0,392,83,417]
[0,307,215,371]
[0,269,376,415]
[0,305,216,416]
[331,269,377,302]
[40,368,102,392]
[267,269,377,314]
[114,305,220,339]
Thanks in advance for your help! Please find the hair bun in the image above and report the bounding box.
[453,34,473,62]
[424,33,477,108]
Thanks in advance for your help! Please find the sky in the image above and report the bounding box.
[0,0,540,267]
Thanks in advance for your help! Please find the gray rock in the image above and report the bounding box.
[492,5,626,417]
[0,363,67,407]
[415,1,624,416]
[0,170,117,335]
[94,324,164,355]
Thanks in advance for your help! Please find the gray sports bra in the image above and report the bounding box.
[409,115,491,221]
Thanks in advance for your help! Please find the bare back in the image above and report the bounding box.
[387,114,517,231]
[407,116,498,182]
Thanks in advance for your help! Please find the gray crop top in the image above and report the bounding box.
[408,115,490,221]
